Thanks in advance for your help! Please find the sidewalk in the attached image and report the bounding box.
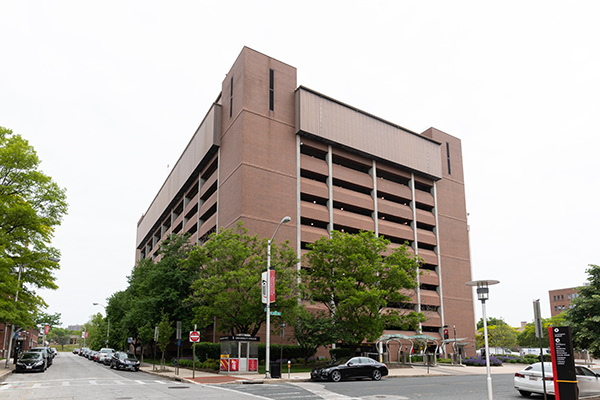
[139,362,527,385]
[0,360,15,383]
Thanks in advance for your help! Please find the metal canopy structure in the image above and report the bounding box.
[375,333,443,365]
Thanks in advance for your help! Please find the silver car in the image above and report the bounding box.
[514,362,600,398]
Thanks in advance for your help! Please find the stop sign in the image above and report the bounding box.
[189,331,200,343]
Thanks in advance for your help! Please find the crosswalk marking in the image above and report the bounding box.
[62,381,70,386]
[114,380,125,385]
[90,381,98,385]
[135,380,146,385]
[154,380,166,384]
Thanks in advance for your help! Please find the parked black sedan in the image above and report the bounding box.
[311,356,388,382]
[16,352,46,372]
[110,352,140,371]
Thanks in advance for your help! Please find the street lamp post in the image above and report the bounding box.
[93,303,110,347]
[265,216,291,379]
[466,279,499,400]
[5,257,60,368]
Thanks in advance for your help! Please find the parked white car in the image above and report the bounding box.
[514,362,600,398]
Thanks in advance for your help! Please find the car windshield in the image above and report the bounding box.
[126,354,137,360]
[21,353,41,360]
[29,348,45,353]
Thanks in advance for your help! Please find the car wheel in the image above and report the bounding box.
[331,370,342,382]
[518,391,532,397]
[372,369,382,381]
[135,367,139,372]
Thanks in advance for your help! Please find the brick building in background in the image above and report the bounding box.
[135,47,476,357]
[549,286,584,317]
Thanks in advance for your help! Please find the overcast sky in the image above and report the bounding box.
[1,1,598,329]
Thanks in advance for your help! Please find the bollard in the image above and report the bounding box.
[288,360,291,379]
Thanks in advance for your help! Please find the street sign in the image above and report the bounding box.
[190,331,200,342]
[154,326,158,341]
[270,311,281,316]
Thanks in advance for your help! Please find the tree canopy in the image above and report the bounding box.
[475,317,519,349]
[517,313,566,348]
[566,264,600,357]
[302,230,424,354]
[106,233,198,350]
[186,222,300,336]
[0,126,67,328]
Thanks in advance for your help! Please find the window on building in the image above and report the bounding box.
[229,76,233,118]
[554,306,557,311]
[269,68,274,111]
[446,142,451,175]
[561,295,564,300]
[553,296,556,301]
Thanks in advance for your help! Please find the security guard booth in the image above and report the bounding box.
[219,334,259,374]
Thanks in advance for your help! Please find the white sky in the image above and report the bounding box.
[1,1,598,329]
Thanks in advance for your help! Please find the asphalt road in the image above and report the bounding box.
[220,374,530,400]
[0,352,256,399]
[1,353,537,400]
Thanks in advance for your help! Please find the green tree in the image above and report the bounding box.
[476,323,519,349]
[566,264,600,357]
[289,308,336,363]
[476,317,510,330]
[47,327,70,350]
[85,313,108,350]
[157,311,174,368]
[518,314,566,348]
[187,222,300,336]
[302,230,425,355]
[137,322,155,364]
[0,126,67,328]
[106,233,199,351]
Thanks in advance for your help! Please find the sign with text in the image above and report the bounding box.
[549,326,577,400]
[189,331,200,342]
[261,270,275,304]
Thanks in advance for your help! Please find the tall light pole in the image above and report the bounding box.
[93,303,110,347]
[5,257,60,368]
[466,279,499,400]
[265,216,291,379]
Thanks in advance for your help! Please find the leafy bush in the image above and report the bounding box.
[463,355,503,366]
[175,358,219,371]
[438,358,452,364]
[192,342,221,361]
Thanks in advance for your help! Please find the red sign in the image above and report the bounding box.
[230,359,239,372]
[189,331,200,343]
[45,325,49,335]
[248,359,258,372]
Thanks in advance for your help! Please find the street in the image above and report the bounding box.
[0,352,254,399]
[0,353,534,400]
[226,374,529,400]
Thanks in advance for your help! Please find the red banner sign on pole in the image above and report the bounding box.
[45,325,49,334]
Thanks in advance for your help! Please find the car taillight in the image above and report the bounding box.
[515,373,525,378]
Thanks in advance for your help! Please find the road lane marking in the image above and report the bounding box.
[135,380,146,384]
[62,381,70,386]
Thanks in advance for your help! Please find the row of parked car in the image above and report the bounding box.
[15,346,58,372]
[73,346,141,371]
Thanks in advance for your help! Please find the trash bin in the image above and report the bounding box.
[271,362,281,378]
